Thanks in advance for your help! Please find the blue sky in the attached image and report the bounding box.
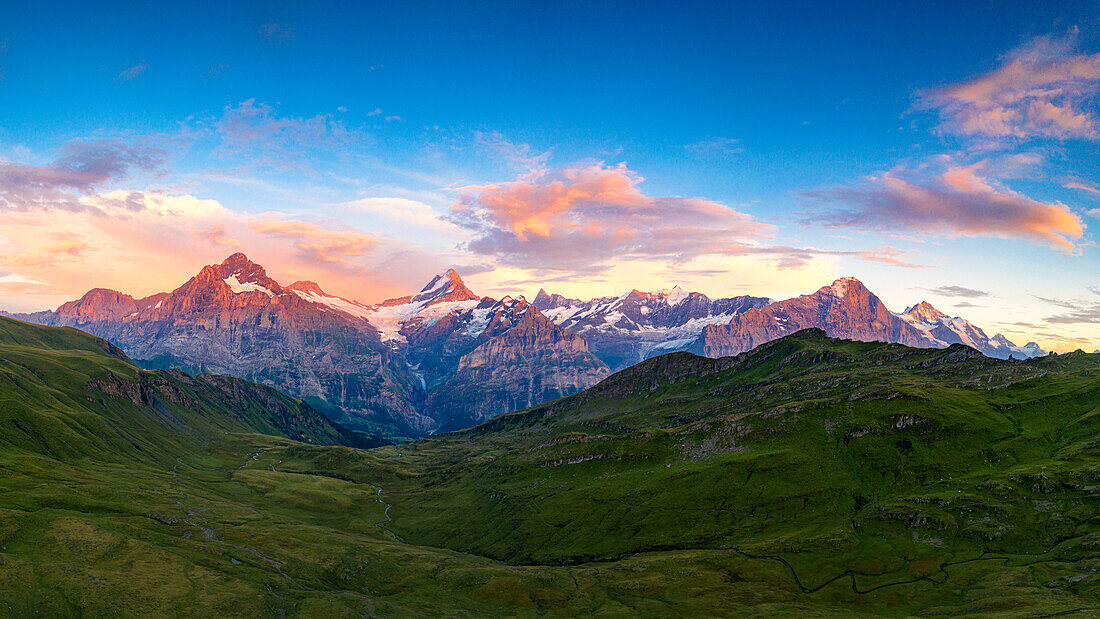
[1,1,1098,350]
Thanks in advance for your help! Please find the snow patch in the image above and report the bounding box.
[291,289,374,320]
[224,275,274,296]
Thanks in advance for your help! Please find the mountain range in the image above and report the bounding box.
[6,253,1046,437]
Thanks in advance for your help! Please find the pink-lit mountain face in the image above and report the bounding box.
[13,253,609,437]
[10,255,1044,437]
[690,278,1043,359]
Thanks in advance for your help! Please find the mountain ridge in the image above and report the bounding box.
[9,254,610,438]
[6,256,1048,437]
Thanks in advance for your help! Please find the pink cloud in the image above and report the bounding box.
[250,219,380,266]
[806,159,1085,252]
[921,31,1100,140]
[1065,179,1100,196]
[452,162,774,273]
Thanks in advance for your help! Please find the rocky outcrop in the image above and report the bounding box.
[427,297,610,432]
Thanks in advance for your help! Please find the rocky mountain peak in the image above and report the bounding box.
[818,276,867,299]
[173,253,283,301]
[655,285,689,305]
[55,288,138,320]
[216,252,272,283]
[903,301,948,323]
[410,268,480,306]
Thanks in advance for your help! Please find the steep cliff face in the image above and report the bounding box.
[426,297,610,432]
[696,277,933,357]
[533,286,769,370]
[12,254,611,437]
[21,253,427,435]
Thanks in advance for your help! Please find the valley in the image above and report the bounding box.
[0,317,1095,615]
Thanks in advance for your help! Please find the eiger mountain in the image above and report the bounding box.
[12,253,609,437]
[9,256,1044,437]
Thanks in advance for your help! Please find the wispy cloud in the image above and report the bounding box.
[919,30,1100,140]
[215,99,362,171]
[250,219,379,265]
[732,245,929,270]
[474,131,551,175]
[686,136,744,156]
[118,62,149,81]
[921,285,989,298]
[1065,178,1100,196]
[1037,288,1100,324]
[805,157,1084,252]
[258,22,295,44]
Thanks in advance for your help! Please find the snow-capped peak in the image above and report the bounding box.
[655,285,689,306]
[407,268,479,306]
[902,301,947,323]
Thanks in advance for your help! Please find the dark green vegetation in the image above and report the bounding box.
[0,317,1097,616]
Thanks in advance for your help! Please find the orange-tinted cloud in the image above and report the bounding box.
[250,219,380,265]
[922,31,1100,140]
[806,160,1084,252]
[452,162,774,273]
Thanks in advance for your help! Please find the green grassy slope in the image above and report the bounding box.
[0,316,379,461]
[270,329,1099,613]
[0,322,1096,616]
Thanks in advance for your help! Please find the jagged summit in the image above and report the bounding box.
[410,268,480,305]
[818,276,868,298]
[903,301,948,322]
[186,253,282,296]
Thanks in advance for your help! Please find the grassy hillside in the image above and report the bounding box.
[272,329,1100,613]
[0,321,1096,615]
[0,316,379,461]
